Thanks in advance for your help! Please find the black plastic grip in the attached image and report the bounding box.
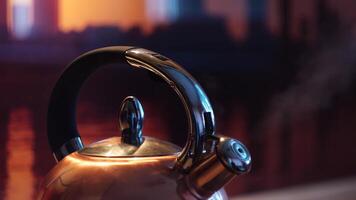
[47,46,134,152]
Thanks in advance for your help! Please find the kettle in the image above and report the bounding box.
[39,46,251,199]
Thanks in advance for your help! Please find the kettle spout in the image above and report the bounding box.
[184,136,251,198]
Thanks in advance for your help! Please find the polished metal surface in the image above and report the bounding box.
[125,48,216,170]
[53,137,83,162]
[79,137,181,157]
[215,137,251,174]
[42,46,251,200]
[185,154,234,199]
[184,136,252,198]
[38,152,228,200]
[49,46,216,170]
[119,96,144,146]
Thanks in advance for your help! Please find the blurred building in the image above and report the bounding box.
[145,0,179,23]
[145,0,207,23]
[248,0,268,37]
[33,0,58,37]
[0,0,8,40]
[176,0,206,20]
[12,4,32,39]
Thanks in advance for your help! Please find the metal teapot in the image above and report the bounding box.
[38,46,251,199]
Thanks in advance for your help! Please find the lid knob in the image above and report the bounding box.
[119,96,144,146]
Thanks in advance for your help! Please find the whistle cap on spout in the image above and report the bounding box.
[216,137,251,174]
[183,137,251,198]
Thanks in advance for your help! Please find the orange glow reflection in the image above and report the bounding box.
[66,153,177,167]
[5,107,35,200]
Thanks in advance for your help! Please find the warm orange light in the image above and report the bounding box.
[59,0,154,33]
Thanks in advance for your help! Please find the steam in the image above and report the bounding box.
[262,30,356,129]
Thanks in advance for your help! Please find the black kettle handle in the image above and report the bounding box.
[47,46,216,170]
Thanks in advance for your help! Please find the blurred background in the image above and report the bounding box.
[1,0,356,199]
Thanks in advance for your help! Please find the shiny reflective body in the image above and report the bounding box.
[49,47,216,168]
[186,137,251,198]
[38,143,228,200]
[79,136,181,157]
[42,46,251,200]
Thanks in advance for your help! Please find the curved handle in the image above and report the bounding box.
[47,46,216,170]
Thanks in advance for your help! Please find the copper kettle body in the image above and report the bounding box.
[39,47,252,199]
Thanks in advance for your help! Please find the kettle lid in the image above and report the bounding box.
[79,136,181,158]
[79,96,181,158]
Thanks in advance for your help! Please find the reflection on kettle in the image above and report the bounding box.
[38,46,252,199]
